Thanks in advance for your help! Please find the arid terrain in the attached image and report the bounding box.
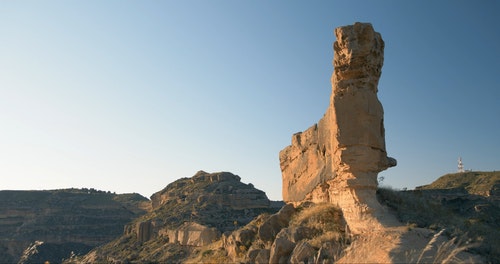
[2,171,498,263]
[0,189,149,263]
[2,22,498,264]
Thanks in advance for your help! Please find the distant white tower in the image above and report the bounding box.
[458,157,465,173]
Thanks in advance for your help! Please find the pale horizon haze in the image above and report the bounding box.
[1,1,499,200]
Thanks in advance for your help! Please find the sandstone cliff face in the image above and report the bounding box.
[279,22,396,233]
[0,189,149,263]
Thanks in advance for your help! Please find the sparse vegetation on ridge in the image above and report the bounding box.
[290,202,348,249]
[416,171,500,196]
[377,172,500,264]
[0,189,150,263]
[70,171,282,263]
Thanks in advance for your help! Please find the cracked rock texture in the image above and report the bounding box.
[279,22,396,233]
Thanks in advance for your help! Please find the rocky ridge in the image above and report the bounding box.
[74,171,283,263]
[416,171,500,198]
[0,189,149,263]
[377,175,500,263]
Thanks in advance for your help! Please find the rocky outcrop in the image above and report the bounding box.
[223,225,258,260]
[269,229,296,264]
[75,171,282,263]
[0,189,149,263]
[254,249,271,264]
[146,171,276,232]
[257,203,296,243]
[136,220,154,243]
[289,241,316,264]
[279,22,396,233]
[193,202,349,264]
[193,192,487,264]
[151,171,270,211]
[166,222,219,247]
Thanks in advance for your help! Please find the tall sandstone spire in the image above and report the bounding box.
[279,22,396,233]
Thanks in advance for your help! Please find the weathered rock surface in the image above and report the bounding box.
[257,203,295,243]
[151,170,271,211]
[191,195,486,264]
[189,202,348,264]
[0,189,149,263]
[269,230,296,264]
[254,249,271,264]
[279,22,396,233]
[289,241,316,264]
[166,222,219,247]
[223,225,257,260]
[136,220,154,243]
[75,171,282,263]
[146,170,277,233]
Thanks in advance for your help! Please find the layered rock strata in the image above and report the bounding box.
[279,22,396,233]
[78,171,283,262]
[0,189,149,263]
[166,222,219,247]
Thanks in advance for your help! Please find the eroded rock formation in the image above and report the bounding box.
[0,189,149,263]
[279,22,396,233]
[77,171,283,263]
[166,222,219,247]
[207,202,348,264]
[151,171,270,211]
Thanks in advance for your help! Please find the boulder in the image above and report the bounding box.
[258,204,296,243]
[289,241,316,264]
[246,248,261,263]
[269,230,296,264]
[289,226,315,243]
[223,226,257,260]
[254,249,270,264]
[316,241,341,264]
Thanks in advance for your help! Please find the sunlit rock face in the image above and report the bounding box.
[279,22,396,233]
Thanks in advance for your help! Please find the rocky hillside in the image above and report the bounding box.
[70,171,496,263]
[0,188,150,263]
[148,170,276,231]
[416,171,500,197]
[73,171,283,263]
[378,171,500,263]
[189,171,499,263]
[187,202,349,264]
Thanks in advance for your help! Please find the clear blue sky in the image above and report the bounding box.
[1,1,499,200]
